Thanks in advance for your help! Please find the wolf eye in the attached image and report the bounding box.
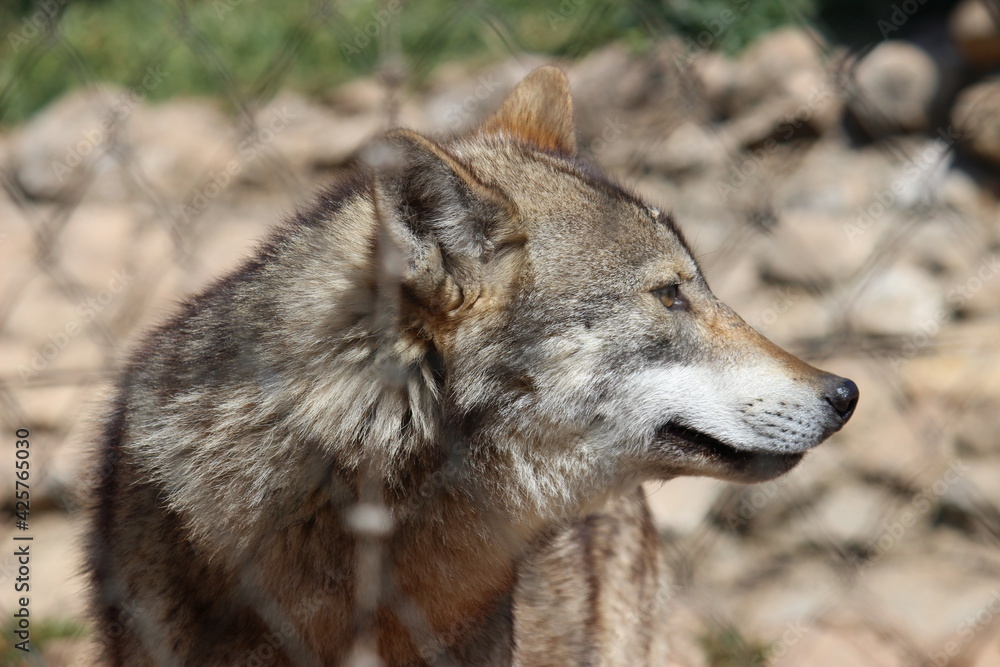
[653,284,680,309]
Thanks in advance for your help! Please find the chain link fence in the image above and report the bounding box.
[1,0,1000,665]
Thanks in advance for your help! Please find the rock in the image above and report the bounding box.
[424,56,548,136]
[5,86,132,201]
[53,203,138,291]
[899,346,1000,457]
[954,400,1000,456]
[950,0,1000,69]
[728,556,840,634]
[944,458,1000,518]
[0,198,33,290]
[961,257,1000,316]
[953,77,1000,168]
[5,91,240,205]
[807,482,890,545]
[325,76,385,116]
[771,624,910,667]
[0,512,89,620]
[186,205,281,287]
[741,284,834,342]
[644,120,726,175]
[568,44,650,119]
[847,41,938,136]
[723,98,796,148]
[728,28,828,117]
[14,386,82,434]
[849,262,947,337]
[644,477,725,535]
[771,139,936,217]
[881,135,955,208]
[755,211,877,286]
[827,357,942,484]
[127,98,240,200]
[252,93,382,175]
[0,386,88,511]
[899,346,1000,402]
[967,634,1000,667]
[568,42,701,154]
[718,30,841,148]
[863,554,1000,650]
[4,272,86,341]
[941,168,995,230]
[705,244,768,313]
[708,475,799,539]
[903,217,987,281]
[718,28,841,147]
[689,50,738,115]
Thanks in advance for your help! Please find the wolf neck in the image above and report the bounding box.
[298,361,552,660]
[229,185,611,654]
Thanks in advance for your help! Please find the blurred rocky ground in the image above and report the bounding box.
[2,1,1000,664]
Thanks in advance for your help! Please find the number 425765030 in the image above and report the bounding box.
[15,428,29,524]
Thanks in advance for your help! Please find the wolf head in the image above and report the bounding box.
[380,67,857,506]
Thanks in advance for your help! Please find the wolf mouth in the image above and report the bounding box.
[656,422,804,481]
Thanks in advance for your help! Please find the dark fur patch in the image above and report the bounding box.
[575,514,602,664]
[289,171,373,229]
[87,389,129,666]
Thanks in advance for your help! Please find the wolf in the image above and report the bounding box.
[86,66,858,666]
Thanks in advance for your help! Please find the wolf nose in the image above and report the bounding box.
[825,377,859,423]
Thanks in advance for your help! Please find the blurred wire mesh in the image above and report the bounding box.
[1,0,1000,665]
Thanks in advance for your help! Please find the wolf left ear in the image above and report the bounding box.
[480,66,577,155]
[383,129,516,313]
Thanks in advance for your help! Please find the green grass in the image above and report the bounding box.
[698,622,774,666]
[0,0,815,125]
[0,617,88,665]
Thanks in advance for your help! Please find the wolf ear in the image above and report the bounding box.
[383,129,516,313]
[480,66,577,155]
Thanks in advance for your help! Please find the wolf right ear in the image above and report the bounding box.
[480,66,577,155]
[382,129,516,314]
